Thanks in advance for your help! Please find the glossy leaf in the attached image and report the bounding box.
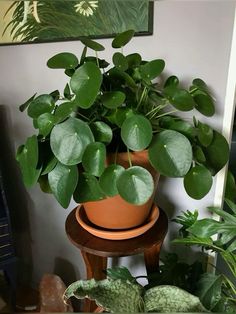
[50,90,60,102]
[193,146,206,163]
[38,175,52,194]
[193,93,215,116]
[140,59,165,81]
[80,38,105,51]
[16,135,41,187]
[41,156,57,176]
[109,68,136,88]
[82,142,106,177]
[184,165,213,199]
[106,266,137,284]
[149,130,192,177]
[192,78,209,93]
[101,91,126,109]
[113,52,128,71]
[116,166,154,205]
[80,45,87,64]
[37,113,55,137]
[126,53,142,68]
[54,101,76,123]
[169,120,196,139]
[164,75,179,88]
[90,121,113,144]
[64,83,72,100]
[121,114,152,151]
[27,94,55,118]
[164,86,195,111]
[99,164,125,197]
[114,108,135,127]
[47,52,79,69]
[50,117,94,165]
[70,62,102,108]
[73,173,105,203]
[19,93,36,112]
[203,131,229,174]
[196,274,223,311]
[48,162,78,208]
[197,122,213,147]
[112,29,135,48]
[187,217,220,238]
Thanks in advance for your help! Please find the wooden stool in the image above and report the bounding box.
[65,207,168,312]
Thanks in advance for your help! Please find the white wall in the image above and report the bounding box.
[0,1,235,286]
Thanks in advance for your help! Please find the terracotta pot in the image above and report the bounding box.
[83,150,160,230]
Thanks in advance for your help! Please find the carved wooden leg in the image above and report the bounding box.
[144,243,162,276]
[81,251,107,312]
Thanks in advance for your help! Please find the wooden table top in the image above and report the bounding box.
[65,207,168,257]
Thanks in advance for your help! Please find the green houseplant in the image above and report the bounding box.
[16,30,229,223]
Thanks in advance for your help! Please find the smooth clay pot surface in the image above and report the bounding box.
[83,150,160,230]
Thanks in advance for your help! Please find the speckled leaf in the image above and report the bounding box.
[64,278,143,313]
[144,285,207,313]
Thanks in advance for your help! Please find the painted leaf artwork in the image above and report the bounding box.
[0,0,153,45]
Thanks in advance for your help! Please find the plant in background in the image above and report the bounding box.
[173,202,236,312]
[16,30,229,208]
[63,266,207,313]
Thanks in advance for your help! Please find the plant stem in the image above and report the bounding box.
[137,86,147,110]
[156,109,178,119]
[127,148,132,167]
[95,51,99,67]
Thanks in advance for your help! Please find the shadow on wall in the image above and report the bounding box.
[0,105,34,287]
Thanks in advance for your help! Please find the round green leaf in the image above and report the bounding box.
[109,68,136,88]
[37,113,55,137]
[197,122,213,147]
[80,38,105,51]
[16,135,41,187]
[73,173,105,203]
[50,117,94,165]
[82,142,106,177]
[148,130,192,177]
[203,131,229,174]
[113,52,128,71]
[101,91,126,109]
[184,165,213,199]
[70,62,102,109]
[192,78,209,93]
[193,146,206,163]
[116,166,154,205]
[99,164,125,197]
[48,162,78,208]
[126,53,142,68]
[19,93,37,112]
[140,59,165,81]
[41,156,57,175]
[112,29,135,48]
[169,120,196,139]
[193,93,215,116]
[112,108,134,127]
[27,94,55,118]
[164,86,195,111]
[121,114,152,151]
[38,176,52,194]
[164,75,179,88]
[54,101,76,123]
[90,121,113,144]
[47,52,79,69]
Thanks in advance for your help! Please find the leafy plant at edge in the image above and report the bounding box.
[173,201,236,312]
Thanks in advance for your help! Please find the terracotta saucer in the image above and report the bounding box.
[75,203,160,240]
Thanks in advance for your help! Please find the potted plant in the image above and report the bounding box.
[16,30,229,230]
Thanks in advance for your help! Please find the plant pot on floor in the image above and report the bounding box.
[81,150,160,230]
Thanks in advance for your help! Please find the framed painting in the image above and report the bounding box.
[0,0,153,45]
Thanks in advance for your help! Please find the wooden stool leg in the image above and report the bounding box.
[81,251,107,312]
[144,243,162,276]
